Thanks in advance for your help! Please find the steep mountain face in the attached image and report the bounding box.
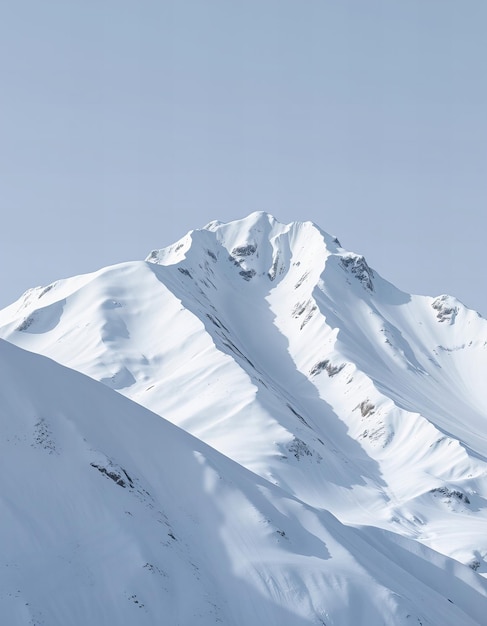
[1,212,487,623]
[2,339,486,626]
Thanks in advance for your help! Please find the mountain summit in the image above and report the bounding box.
[1,213,487,624]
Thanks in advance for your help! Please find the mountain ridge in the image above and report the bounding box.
[1,212,487,623]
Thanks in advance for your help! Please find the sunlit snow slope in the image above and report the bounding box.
[1,339,486,625]
[2,212,487,623]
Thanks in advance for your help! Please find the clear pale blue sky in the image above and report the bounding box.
[1,1,486,314]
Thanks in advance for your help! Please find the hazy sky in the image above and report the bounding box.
[1,1,486,314]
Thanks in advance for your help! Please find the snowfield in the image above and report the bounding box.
[1,212,487,624]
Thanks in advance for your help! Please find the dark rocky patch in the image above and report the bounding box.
[90,463,129,488]
[268,253,280,281]
[32,418,57,454]
[288,438,313,460]
[239,269,256,281]
[221,339,255,368]
[430,487,470,504]
[39,284,55,298]
[432,296,458,324]
[358,400,375,418]
[232,244,256,256]
[292,301,308,318]
[310,360,344,377]
[294,272,309,289]
[286,403,310,427]
[16,316,34,332]
[340,255,374,291]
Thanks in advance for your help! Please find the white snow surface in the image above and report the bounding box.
[1,211,487,624]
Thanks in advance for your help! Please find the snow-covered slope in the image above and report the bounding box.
[1,339,486,625]
[1,212,487,622]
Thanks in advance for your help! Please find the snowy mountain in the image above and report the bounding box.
[1,212,487,624]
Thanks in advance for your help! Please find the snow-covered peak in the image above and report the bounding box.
[1,212,487,623]
[204,209,278,233]
[145,213,345,289]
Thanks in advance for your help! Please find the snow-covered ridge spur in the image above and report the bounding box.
[1,211,487,624]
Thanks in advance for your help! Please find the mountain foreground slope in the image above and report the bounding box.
[1,212,487,623]
[4,339,487,625]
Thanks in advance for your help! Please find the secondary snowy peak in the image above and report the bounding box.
[1,212,487,584]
